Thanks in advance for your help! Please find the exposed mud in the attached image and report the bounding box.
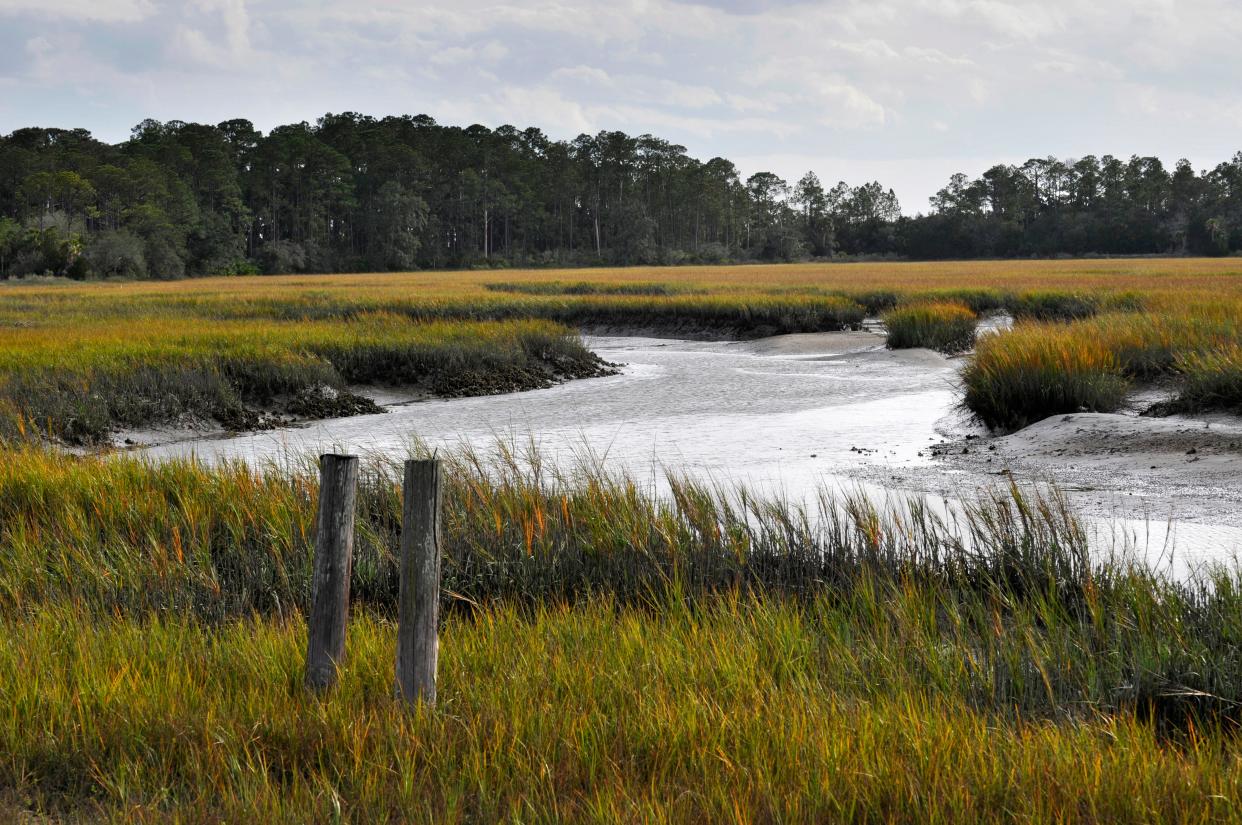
[213,387,384,434]
[103,352,614,450]
[916,412,1242,527]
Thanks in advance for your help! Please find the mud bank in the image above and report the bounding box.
[109,355,614,450]
[919,412,1242,526]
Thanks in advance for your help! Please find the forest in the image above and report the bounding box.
[1,112,1240,279]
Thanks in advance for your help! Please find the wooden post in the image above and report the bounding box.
[304,453,360,691]
[395,459,443,706]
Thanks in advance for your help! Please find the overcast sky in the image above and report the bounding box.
[2,0,1240,212]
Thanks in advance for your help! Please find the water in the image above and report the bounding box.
[140,332,1242,575]
[144,331,958,483]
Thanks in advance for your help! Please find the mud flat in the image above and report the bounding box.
[919,412,1242,525]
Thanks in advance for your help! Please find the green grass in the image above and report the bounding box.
[960,302,1242,427]
[1,264,1242,817]
[483,280,693,296]
[0,443,1238,721]
[0,266,1234,441]
[2,445,1242,820]
[961,323,1132,430]
[908,287,1009,314]
[0,315,605,444]
[1009,290,1103,321]
[0,444,1099,619]
[883,302,978,354]
[1175,344,1242,413]
[7,593,1242,823]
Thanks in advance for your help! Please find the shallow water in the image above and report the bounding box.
[144,332,959,484]
[141,332,1242,575]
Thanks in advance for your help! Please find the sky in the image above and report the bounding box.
[2,0,1241,213]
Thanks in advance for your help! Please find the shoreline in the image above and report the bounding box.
[118,330,1242,545]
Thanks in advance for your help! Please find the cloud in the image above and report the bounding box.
[437,86,597,135]
[2,0,1241,210]
[0,0,155,23]
[548,65,615,87]
[165,0,257,68]
[428,40,509,66]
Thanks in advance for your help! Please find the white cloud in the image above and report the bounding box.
[966,0,1065,39]
[548,65,615,87]
[438,86,597,135]
[0,0,155,23]
[166,0,256,68]
[3,0,1242,210]
[429,40,509,66]
[24,35,52,57]
[654,80,723,109]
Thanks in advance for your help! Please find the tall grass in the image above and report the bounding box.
[0,262,1237,440]
[2,441,1240,725]
[962,323,1131,429]
[484,280,692,296]
[2,445,1242,820]
[1175,343,1242,412]
[3,262,1242,817]
[6,594,1242,822]
[883,301,977,354]
[0,444,1099,620]
[962,302,1242,427]
[0,315,605,444]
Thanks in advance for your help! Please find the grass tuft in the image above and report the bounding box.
[1009,290,1101,321]
[1173,343,1242,413]
[962,323,1130,429]
[883,301,978,354]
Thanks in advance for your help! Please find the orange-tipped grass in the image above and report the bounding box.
[1174,343,1242,413]
[883,301,978,354]
[962,322,1130,430]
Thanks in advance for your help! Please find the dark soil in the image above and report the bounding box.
[428,353,616,398]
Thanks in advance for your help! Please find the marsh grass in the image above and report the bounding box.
[2,442,1240,724]
[0,315,604,444]
[6,594,1242,823]
[0,263,1235,440]
[909,287,1009,314]
[961,301,1242,427]
[2,263,1242,818]
[1009,290,1103,321]
[1174,344,1242,412]
[3,445,1242,820]
[883,301,978,354]
[483,280,693,296]
[962,323,1131,429]
[0,284,871,446]
[0,444,1100,619]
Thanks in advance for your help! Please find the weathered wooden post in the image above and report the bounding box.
[395,458,443,706]
[304,453,360,691]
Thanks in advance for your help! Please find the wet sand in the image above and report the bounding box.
[919,412,1242,526]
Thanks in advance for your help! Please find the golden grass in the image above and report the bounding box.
[0,312,603,443]
[4,257,1242,304]
[7,599,1242,822]
[1176,343,1242,412]
[1,261,1242,820]
[963,323,1131,429]
[0,258,1237,440]
[883,301,977,353]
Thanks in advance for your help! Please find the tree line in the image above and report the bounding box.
[0,112,1239,279]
